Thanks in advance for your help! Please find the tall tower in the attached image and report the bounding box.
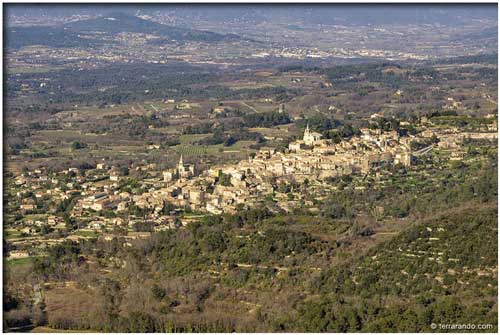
[304,122,311,139]
[178,155,185,174]
[278,103,285,114]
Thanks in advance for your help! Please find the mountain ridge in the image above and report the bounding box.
[6,12,240,49]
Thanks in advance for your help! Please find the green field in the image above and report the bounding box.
[249,126,293,138]
[5,256,43,267]
[7,65,65,74]
[73,230,99,238]
[5,229,23,240]
[31,326,96,333]
[23,214,49,221]
[178,134,211,144]
[172,140,255,157]
[172,144,224,156]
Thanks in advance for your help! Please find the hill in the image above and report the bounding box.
[6,4,498,26]
[6,12,239,49]
[302,205,498,332]
[64,12,237,42]
[5,26,101,49]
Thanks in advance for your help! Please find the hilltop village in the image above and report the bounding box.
[158,124,413,215]
[5,114,497,260]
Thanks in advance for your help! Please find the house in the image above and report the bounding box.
[115,192,129,200]
[175,103,191,110]
[206,203,222,215]
[213,107,226,114]
[90,221,104,230]
[91,199,113,211]
[110,170,120,181]
[97,163,108,170]
[189,189,205,205]
[288,142,302,151]
[14,176,26,186]
[117,201,128,212]
[394,151,412,167]
[163,171,174,183]
[126,232,152,240]
[21,227,36,234]
[8,250,30,259]
[47,216,58,226]
[20,199,36,211]
[112,217,125,226]
[421,129,436,138]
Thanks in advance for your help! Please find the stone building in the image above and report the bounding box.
[163,155,195,183]
[177,155,195,180]
[303,123,323,146]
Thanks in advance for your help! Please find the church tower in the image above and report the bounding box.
[278,103,285,114]
[303,122,322,146]
[178,155,186,174]
[177,154,194,180]
[303,122,311,141]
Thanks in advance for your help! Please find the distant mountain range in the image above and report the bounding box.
[452,26,498,42]
[63,12,238,41]
[5,12,239,49]
[6,4,498,26]
[157,4,498,26]
[4,5,496,51]
[6,26,97,49]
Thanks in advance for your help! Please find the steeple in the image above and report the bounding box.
[178,154,184,167]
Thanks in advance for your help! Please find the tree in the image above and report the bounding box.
[71,141,88,150]
[151,284,166,301]
[218,171,232,187]
[124,311,156,332]
[41,224,52,235]
[321,202,347,219]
